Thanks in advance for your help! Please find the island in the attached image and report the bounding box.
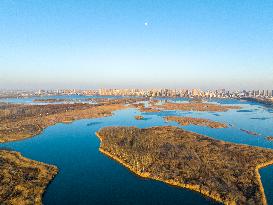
[0,149,58,205]
[134,115,144,120]
[164,116,227,128]
[240,129,261,136]
[266,136,273,141]
[130,103,160,113]
[90,97,148,105]
[153,102,241,112]
[33,98,75,103]
[96,126,273,205]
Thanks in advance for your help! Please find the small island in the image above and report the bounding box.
[240,129,261,136]
[0,149,58,205]
[96,126,273,205]
[92,97,148,105]
[266,136,273,141]
[134,115,144,120]
[153,102,241,112]
[131,103,160,113]
[164,116,227,128]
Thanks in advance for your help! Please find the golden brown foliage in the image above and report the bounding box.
[134,115,144,120]
[0,103,125,143]
[164,116,227,128]
[154,102,241,112]
[0,150,58,205]
[97,126,273,205]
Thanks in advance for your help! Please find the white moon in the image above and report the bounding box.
[144,22,148,26]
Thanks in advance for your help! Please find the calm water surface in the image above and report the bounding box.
[1,97,273,205]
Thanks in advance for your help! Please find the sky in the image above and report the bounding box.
[0,0,272,90]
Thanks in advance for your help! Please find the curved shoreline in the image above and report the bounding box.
[0,103,126,143]
[96,132,273,205]
[164,116,228,128]
[96,132,224,204]
[0,150,58,204]
[255,161,273,205]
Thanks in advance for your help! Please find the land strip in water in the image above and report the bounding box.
[130,103,160,113]
[33,98,76,103]
[96,126,273,205]
[0,149,58,205]
[266,136,273,141]
[152,102,241,112]
[0,102,127,143]
[164,116,227,128]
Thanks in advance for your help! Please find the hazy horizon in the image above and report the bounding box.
[1,0,272,90]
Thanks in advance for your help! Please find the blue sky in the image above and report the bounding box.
[0,0,272,90]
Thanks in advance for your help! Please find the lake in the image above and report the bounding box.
[1,97,273,205]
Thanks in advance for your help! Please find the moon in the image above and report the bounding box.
[144,22,148,27]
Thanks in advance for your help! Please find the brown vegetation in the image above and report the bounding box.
[89,97,148,105]
[164,116,227,128]
[134,115,144,120]
[130,103,160,113]
[153,102,241,112]
[32,98,73,103]
[96,126,273,205]
[0,102,125,143]
[0,149,58,205]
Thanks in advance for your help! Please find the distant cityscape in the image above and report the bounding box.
[1,88,273,100]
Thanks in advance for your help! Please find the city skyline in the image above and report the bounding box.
[1,0,273,89]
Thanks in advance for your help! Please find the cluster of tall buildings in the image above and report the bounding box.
[97,88,273,99]
[1,88,272,100]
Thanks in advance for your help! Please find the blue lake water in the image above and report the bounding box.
[1,97,273,205]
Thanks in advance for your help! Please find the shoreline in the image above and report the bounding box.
[96,132,273,205]
[255,160,273,205]
[96,132,224,204]
[0,150,58,204]
[0,104,126,144]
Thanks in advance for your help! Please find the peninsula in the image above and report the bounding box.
[96,126,273,205]
[0,149,58,205]
[240,129,261,136]
[164,116,228,128]
[0,102,126,143]
[33,98,75,103]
